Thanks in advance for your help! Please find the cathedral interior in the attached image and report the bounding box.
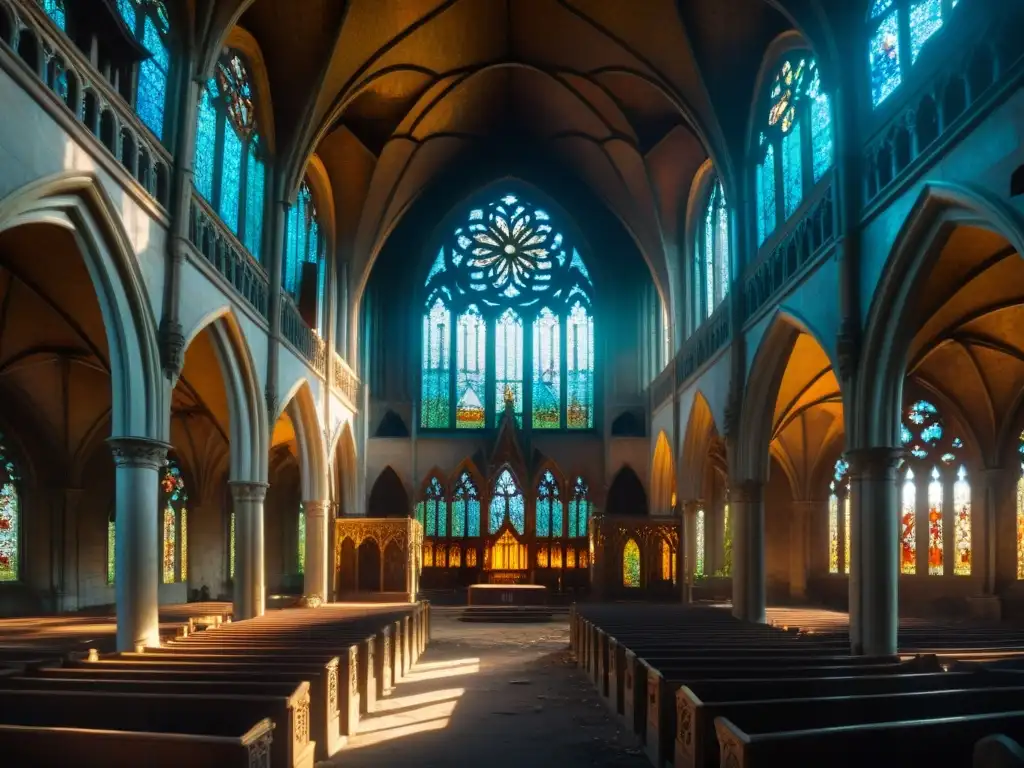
[0,0,1023,762]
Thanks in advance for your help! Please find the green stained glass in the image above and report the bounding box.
[422,477,445,537]
[454,471,480,537]
[421,298,451,428]
[566,302,593,429]
[532,308,560,429]
[536,470,561,537]
[160,459,187,584]
[622,538,640,588]
[457,305,487,429]
[229,512,236,579]
[297,503,306,575]
[568,476,590,538]
[695,508,706,576]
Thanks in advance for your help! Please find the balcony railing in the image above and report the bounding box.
[676,296,732,383]
[744,182,835,324]
[1,1,172,209]
[863,9,1024,214]
[332,351,360,406]
[281,295,326,377]
[187,191,269,318]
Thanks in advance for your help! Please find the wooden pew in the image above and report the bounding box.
[0,685,314,768]
[714,710,1024,768]
[0,719,274,768]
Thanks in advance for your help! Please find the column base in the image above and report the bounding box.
[299,594,325,608]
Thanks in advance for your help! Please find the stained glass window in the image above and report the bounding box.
[695,507,705,577]
[532,308,561,428]
[160,458,187,584]
[782,122,803,218]
[449,544,462,568]
[828,487,840,574]
[927,466,943,575]
[229,511,236,579]
[844,493,851,575]
[756,140,776,246]
[696,181,730,324]
[567,302,594,429]
[421,297,451,428]
[421,192,595,431]
[107,517,116,585]
[38,0,66,30]
[193,52,265,259]
[622,538,641,588]
[297,503,306,575]
[417,477,446,538]
[536,471,562,537]
[807,65,833,182]
[660,538,673,582]
[870,8,902,106]
[901,468,917,574]
[113,2,171,140]
[869,0,958,108]
[489,469,525,535]
[495,308,524,425]
[1019,435,1024,580]
[568,476,590,538]
[180,508,188,582]
[0,435,20,583]
[457,305,487,429]
[723,501,731,576]
[909,0,943,63]
[283,181,323,309]
[827,458,851,575]
[451,471,480,537]
[953,466,971,576]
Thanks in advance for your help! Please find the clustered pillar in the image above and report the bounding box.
[108,437,171,652]
[302,500,331,605]
[681,500,698,604]
[231,481,269,620]
[731,480,765,624]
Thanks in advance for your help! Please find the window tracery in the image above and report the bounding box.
[535,470,563,538]
[694,179,730,326]
[489,469,525,535]
[568,476,591,538]
[622,538,641,588]
[193,51,266,260]
[421,193,595,430]
[869,0,964,108]
[755,56,833,246]
[37,0,66,29]
[116,0,170,140]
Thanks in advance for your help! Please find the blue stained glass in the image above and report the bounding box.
[568,477,590,538]
[116,0,136,24]
[451,500,465,537]
[421,298,451,428]
[833,458,849,483]
[870,11,902,107]
[910,0,943,63]
[536,471,562,537]
[704,185,716,317]
[716,185,729,301]
[566,302,594,429]
[244,145,264,258]
[757,141,775,245]
[871,0,893,17]
[454,472,481,537]
[219,125,242,234]
[426,248,446,285]
[953,437,964,449]
[532,308,561,429]
[316,255,327,334]
[782,121,803,218]
[457,305,487,429]
[921,422,943,444]
[193,85,217,200]
[422,477,445,537]
[40,0,66,29]
[807,65,833,182]
[901,423,914,444]
[490,469,524,535]
[414,501,424,526]
[495,308,524,426]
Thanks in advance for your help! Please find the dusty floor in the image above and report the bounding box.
[326,611,650,768]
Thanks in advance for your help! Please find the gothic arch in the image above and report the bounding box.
[651,430,675,516]
[204,24,277,156]
[856,182,1024,450]
[331,420,357,517]
[0,172,164,442]
[417,467,448,497]
[606,465,648,516]
[278,379,327,502]
[679,391,718,501]
[369,466,410,518]
[449,457,486,498]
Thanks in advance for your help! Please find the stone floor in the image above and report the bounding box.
[327,613,650,768]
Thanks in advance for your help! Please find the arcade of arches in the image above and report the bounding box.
[0,0,1020,662]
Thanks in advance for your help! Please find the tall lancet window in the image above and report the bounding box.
[568,476,591,538]
[0,433,21,582]
[827,457,850,574]
[694,179,730,325]
[116,0,171,140]
[755,55,834,246]
[535,470,563,538]
[160,457,188,584]
[415,477,447,538]
[284,180,328,334]
[420,192,595,431]
[489,469,525,535]
[451,471,480,538]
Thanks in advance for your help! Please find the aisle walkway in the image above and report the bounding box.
[327,613,649,768]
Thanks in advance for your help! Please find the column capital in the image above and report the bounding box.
[681,499,701,515]
[107,437,171,470]
[302,500,332,517]
[730,479,762,503]
[846,447,903,477]
[229,481,269,503]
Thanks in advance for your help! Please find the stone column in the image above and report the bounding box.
[302,500,330,606]
[731,481,765,623]
[789,500,815,600]
[108,437,170,651]
[231,481,269,620]
[980,468,1002,596]
[848,448,901,656]
[681,501,698,603]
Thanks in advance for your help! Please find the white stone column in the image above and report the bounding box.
[108,437,170,651]
[731,481,765,623]
[302,500,331,606]
[231,481,269,620]
[848,448,901,656]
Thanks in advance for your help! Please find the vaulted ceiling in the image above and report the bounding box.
[183,0,851,308]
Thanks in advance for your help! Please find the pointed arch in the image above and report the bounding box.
[651,430,675,516]
[856,182,1024,450]
[368,466,410,519]
[414,469,446,534]
[331,420,357,517]
[607,465,648,516]
[534,461,565,538]
[216,25,276,155]
[0,172,164,441]
[278,379,327,501]
[489,466,525,535]
[679,391,718,501]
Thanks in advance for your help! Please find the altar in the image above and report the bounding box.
[468,583,548,606]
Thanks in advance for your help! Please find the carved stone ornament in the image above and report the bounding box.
[264,386,279,424]
[303,500,331,517]
[158,318,185,381]
[246,731,273,768]
[229,481,270,504]
[846,447,903,479]
[836,318,861,383]
[107,437,171,470]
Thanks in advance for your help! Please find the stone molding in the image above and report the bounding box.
[730,479,762,504]
[846,447,903,478]
[302,500,331,517]
[229,481,270,503]
[107,437,171,470]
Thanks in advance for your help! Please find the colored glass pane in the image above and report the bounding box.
[537,545,549,568]
[781,121,803,218]
[137,15,168,139]
[870,11,902,107]
[495,308,524,426]
[927,466,943,575]
[297,504,306,574]
[219,125,242,234]
[716,183,730,302]
[901,468,916,574]
[567,547,577,569]
[421,298,451,428]
[489,469,524,535]
[1017,471,1024,580]
[757,141,775,246]
[422,477,445,537]
[953,466,971,576]
[449,544,461,568]
[703,185,716,316]
[423,541,434,567]
[216,55,256,138]
[0,437,19,583]
[107,519,115,585]
[466,547,477,567]
[622,538,640,588]
[871,0,894,17]
[180,508,187,581]
[453,471,480,537]
[39,0,66,29]
[723,502,731,576]
[551,544,563,569]
[456,304,487,429]
[660,539,672,581]
[695,508,705,577]
[828,489,839,573]
[807,64,833,182]
[229,512,235,579]
[193,85,217,200]
[160,460,187,584]
[162,507,175,583]
[910,0,943,63]
[532,308,561,429]
[244,144,264,259]
[843,493,851,575]
[536,470,562,537]
[568,476,590,538]
[567,302,594,429]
